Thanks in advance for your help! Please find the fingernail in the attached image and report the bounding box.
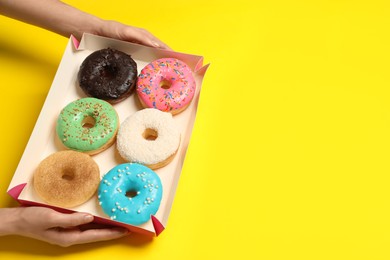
[114,227,129,235]
[84,214,94,222]
[151,41,161,48]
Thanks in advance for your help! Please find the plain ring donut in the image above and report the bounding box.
[116,108,181,169]
[33,150,100,208]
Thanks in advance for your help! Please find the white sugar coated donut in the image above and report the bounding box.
[117,108,181,169]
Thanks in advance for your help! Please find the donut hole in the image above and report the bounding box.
[126,190,139,198]
[61,169,74,181]
[101,64,118,79]
[159,79,172,90]
[82,116,96,129]
[142,128,158,141]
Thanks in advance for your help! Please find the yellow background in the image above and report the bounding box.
[1,0,390,259]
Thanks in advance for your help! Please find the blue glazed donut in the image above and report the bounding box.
[98,163,163,225]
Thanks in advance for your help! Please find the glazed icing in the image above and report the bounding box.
[78,48,137,103]
[136,58,196,113]
[56,97,118,152]
[116,108,180,166]
[98,163,163,225]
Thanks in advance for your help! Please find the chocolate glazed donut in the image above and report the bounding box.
[78,48,137,103]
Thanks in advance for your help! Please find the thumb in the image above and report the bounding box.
[47,211,94,228]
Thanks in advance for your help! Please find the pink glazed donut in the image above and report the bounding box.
[136,58,196,115]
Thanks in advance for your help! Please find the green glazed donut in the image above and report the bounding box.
[56,97,119,155]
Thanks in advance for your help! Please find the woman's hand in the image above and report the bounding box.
[0,207,128,247]
[0,0,171,50]
[97,20,171,50]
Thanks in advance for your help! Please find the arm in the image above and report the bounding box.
[0,0,170,49]
[0,207,128,247]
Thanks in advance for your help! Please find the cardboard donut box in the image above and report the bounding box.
[7,34,209,236]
